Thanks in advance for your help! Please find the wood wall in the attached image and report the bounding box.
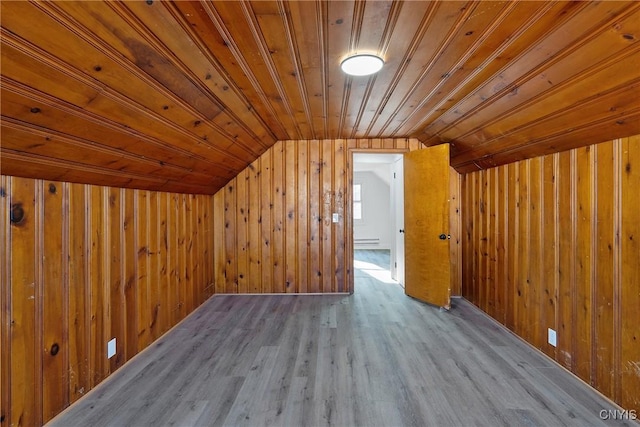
[461,135,640,412]
[0,176,215,425]
[212,138,462,296]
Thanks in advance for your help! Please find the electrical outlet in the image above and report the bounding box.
[548,328,557,347]
[107,338,116,358]
[332,213,339,223]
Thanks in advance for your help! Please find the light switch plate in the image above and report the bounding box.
[548,328,557,347]
[107,338,116,358]
[332,213,339,223]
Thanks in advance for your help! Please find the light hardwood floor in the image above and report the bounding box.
[48,250,634,427]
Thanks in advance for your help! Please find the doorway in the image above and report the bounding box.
[352,152,404,289]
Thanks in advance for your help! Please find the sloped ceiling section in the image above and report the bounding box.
[1,1,639,194]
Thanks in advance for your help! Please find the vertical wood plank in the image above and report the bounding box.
[123,189,137,361]
[177,194,187,320]
[321,140,334,292]
[42,181,68,423]
[236,172,249,294]
[284,141,298,293]
[148,191,160,340]
[136,190,150,351]
[593,141,616,397]
[574,146,593,383]
[108,188,123,373]
[483,170,492,315]
[0,176,7,424]
[204,194,214,299]
[192,195,203,306]
[308,139,321,293]
[196,194,204,299]
[160,193,171,333]
[185,194,195,313]
[225,181,238,293]
[213,190,226,294]
[334,140,346,293]
[9,177,39,426]
[248,160,262,293]
[541,155,557,358]
[449,167,462,297]
[495,166,507,323]
[505,163,518,331]
[461,174,473,301]
[67,183,89,404]
[169,194,179,325]
[516,161,530,341]
[620,135,640,410]
[272,141,285,293]
[490,168,498,315]
[297,140,309,293]
[261,150,273,293]
[469,173,478,305]
[529,157,543,351]
[556,150,574,370]
[89,185,107,387]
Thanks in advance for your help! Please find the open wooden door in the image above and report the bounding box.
[404,144,451,309]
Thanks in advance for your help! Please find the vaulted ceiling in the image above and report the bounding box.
[1,1,639,194]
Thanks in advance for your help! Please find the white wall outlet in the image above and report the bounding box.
[332,213,339,223]
[107,338,116,358]
[548,328,557,347]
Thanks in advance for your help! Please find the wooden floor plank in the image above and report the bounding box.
[48,250,630,427]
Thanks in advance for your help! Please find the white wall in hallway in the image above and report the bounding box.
[353,168,391,249]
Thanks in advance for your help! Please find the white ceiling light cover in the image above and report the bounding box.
[340,54,384,76]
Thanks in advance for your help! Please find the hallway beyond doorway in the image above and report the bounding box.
[354,249,400,287]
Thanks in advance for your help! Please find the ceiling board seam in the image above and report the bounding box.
[0,61,242,173]
[403,1,558,139]
[350,0,403,139]
[0,149,169,185]
[157,1,279,146]
[200,1,297,140]
[0,149,222,194]
[421,2,640,144]
[393,0,522,137]
[104,1,271,155]
[277,0,316,138]
[339,0,367,137]
[371,1,480,137]
[442,29,640,151]
[360,2,439,137]
[239,0,304,140]
[452,78,640,163]
[166,3,286,141]
[452,107,640,170]
[1,116,226,182]
[0,78,237,174]
[37,1,261,159]
[318,0,329,138]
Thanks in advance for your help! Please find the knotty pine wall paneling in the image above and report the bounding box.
[620,136,640,410]
[212,138,462,296]
[461,135,640,412]
[0,177,215,425]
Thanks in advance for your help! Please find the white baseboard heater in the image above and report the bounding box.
[354,238,380,245]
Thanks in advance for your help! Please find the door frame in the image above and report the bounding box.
[347,148,409,294]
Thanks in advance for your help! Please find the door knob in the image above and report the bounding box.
[399,229,405,233]
[439,234,447,240]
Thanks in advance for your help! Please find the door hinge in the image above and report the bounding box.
[393,172,396,179]
[395,262,397,268]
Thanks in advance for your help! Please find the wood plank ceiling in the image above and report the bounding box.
[1,1,639,194]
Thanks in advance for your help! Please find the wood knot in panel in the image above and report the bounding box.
[10,203,25,225]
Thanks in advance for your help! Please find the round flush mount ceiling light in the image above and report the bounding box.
[340,54,384,76]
